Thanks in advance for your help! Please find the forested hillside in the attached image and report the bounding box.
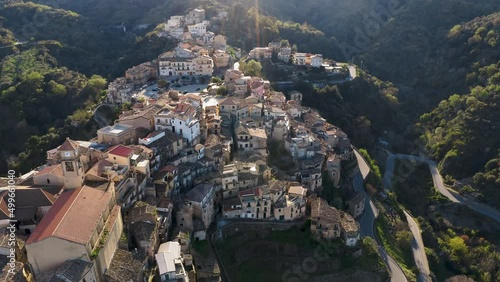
[212,4,405,149]
[419,13,500,208]
[0,1,178,172]
[0,0,498,211]
[295,73,401,149]
[0,46,107,172]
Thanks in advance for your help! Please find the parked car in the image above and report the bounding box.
[152,88,159,91]
[196,88,201,91]
[183,90,188,94]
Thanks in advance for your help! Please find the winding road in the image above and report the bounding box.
[383,154,434,281]
[382,152,500,282]
[404,211,432,282]
[353,150,408,282]
[384,153,500,223]
[0,40,28,49]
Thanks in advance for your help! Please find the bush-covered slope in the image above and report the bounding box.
[0,46,107,172]
[294,71,401,149]
[419,13,500,207]
[0,2,135,74]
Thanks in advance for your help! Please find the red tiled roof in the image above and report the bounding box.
[159,165,177,173]
[173,103,192,113]
[58,138,78,151]
[26,187,112,245]
[36,164,63,177]
[220,97,240,106]
[239,187,262,197]
[107,145,133,158]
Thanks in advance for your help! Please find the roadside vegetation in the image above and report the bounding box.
[375,210,416,282]
[392,159,500,281]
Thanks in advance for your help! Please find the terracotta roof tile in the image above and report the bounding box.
[108,145,133,158]
[36,164,63,177]
[58,138,78,151]
[26,187,112,245]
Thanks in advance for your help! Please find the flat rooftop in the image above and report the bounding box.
[99,124,134,134]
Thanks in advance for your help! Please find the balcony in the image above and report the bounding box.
[91,206,120,259]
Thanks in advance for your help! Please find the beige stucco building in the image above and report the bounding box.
[26,186,122,281]
[97,124,136,146]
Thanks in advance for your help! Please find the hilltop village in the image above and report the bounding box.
[0,8,365,282]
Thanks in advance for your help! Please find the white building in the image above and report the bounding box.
[293,53,307,65]
[164,15,186,39]
[310,54,323,68]
[192,55,214,76]
[186,8,206,25]
[278,47,292,62]
[154,105,200,144]
[155,241,189,282]
[222,164,239,198]
[188,21,208,37]
[166,15,184,29]
[158,56,213,77]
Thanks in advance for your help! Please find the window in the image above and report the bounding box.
[64,162,74,172]
[46,179,50,184]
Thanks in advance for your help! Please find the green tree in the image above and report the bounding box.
[240,59,262,77]
[158,79,169,88]
[395,230,413,251]
[216,86,228,96]
[47,80,67,96]
[211,77,222,84]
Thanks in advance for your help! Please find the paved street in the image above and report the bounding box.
[353,150,408,282]
[384,154,500,223]
[383,152,500,281]
[354,150,370,179]
[404,211,432,282]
